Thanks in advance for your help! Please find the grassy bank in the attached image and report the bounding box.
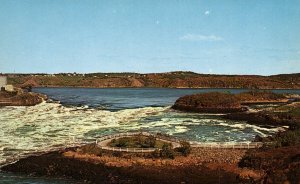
[6,72,300,89]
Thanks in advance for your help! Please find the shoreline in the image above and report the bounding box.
[32,85,300,90]
[0,90,47,106]
[0,144,252,184]
[6,72,300,90]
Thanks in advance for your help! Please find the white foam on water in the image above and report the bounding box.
[140,117,224,128]
[218,122,285,136]
[0,102,168,164]
[0,102,285,165]
[174,126,189,133]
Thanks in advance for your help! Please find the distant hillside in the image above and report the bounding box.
[4,72,300,89]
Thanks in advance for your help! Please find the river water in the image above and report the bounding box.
[0,88,299,183]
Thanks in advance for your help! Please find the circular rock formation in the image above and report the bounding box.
[172,92,244,113]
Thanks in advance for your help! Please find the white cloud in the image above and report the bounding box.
[204,10,210,15]
[179,34,223,42]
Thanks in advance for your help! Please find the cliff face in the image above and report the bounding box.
[6,72,300,89]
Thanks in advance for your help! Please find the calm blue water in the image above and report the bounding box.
[0,173,77,184]
[32,87,300,110]
[1,87,299,183]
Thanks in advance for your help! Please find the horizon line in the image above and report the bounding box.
[1,71,299,77]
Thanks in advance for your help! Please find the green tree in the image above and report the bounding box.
[160,143,174,159]
[144,135,156,148]
[178,141,191,156]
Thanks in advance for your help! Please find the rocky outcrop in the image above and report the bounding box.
[225,102,300,129]
[0,90,47,106]
[1,146,245,184]
[172,91,292,114]
[172,92,245,113]
[237,91,288,104]
[224,111,296,127]
[238,145,300,184]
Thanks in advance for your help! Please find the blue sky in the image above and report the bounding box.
[0,0,299,75]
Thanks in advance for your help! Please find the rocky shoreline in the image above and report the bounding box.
[1,145,254,184]
[0,90,47,106]
[172,91,289,113]
[1,140,299,183]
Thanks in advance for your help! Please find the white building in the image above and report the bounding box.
[0,76,7,88]
[0,76,14,92]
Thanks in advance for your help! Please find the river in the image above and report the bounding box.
[0,88,299,183]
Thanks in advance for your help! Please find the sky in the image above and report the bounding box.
[0,0,300,75]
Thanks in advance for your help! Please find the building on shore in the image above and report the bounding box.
[0,76,14,92]
[0,76,7,91]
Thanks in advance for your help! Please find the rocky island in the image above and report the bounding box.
[172,91,288,113]
[172,92,244,113]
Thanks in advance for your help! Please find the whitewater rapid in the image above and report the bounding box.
[0,101,284,165]
[0,102,167,164]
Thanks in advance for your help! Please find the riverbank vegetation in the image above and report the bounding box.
[238,144,300,183]
[108,135,168,149]
[1,145,247,184]
[6,72,300,89]
[236,101,300,183]
[237,91,286,103]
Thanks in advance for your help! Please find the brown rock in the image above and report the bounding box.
[172,92,244,113]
